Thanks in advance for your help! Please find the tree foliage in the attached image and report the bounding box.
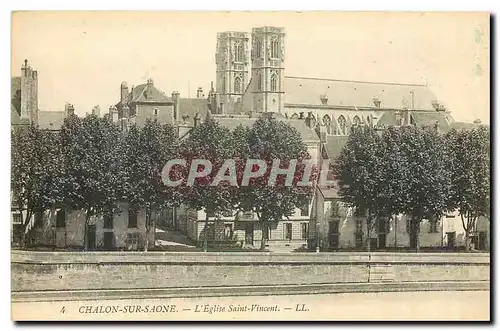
[59,114,126,250]
[446,125,490,251]
[11,124,64,246]
[122,119,182,251]
[334,125,385,251]
[239,116,316,250]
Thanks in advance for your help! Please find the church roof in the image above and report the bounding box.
[212,115,320,142]
[179,98,209,126]
[323,135,349,160]
[38,111,65,130]
[376,110,450,131]
[116,82,172,108]
[284,76,439,111]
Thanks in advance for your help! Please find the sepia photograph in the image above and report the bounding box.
[9,10,490,321]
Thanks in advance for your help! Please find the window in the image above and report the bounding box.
[56,210,66,228]
[323,115,332,134]
[222,210,233,217]
[301,223,309,240]
[235,43,243,62]
[127,232,139,246]
[271,38,279,58]
[12,212,22,224]
[257,73,262,92]
[429,217,438,233]
[207,224,215,241]
[353,115,361,127]
[103,232,114,249]
[337,115,347,135]
[300,203,309,217]
[234,76,241,94]
[224,224,233,240]
[284,223,293,241]
[104,213,113,229]
[128,210,138,228]
[355,218,363,234]
[270,74,277,92]
[406,217,411,233]
[255,38,262,58]
[154,108,158,116]
[263,225,272,240]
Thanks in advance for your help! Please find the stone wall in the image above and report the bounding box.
[11,251,489,293]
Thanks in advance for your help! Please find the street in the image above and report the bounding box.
[12,290,490,321]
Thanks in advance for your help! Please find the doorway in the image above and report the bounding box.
[328,220,339,249]
[87,224,96,250]
[446,232,456,249]
[245,223,254,245]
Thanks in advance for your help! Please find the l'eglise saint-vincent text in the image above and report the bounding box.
[194,304,280,314]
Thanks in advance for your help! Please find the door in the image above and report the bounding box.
[446,232,456,249]
[87,224,96,250]
[478,232,487,250]
[328,221,339,249]
[284,223,293,242]
[103,232,114,250]
[377,218,387,249]
[245,223,254,245]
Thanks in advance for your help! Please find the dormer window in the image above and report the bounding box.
[320,94,328,105]
[373,97,381,108]
[154,108,158,116]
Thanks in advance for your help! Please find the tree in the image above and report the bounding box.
[11,124,64,247]
[239,116,316,250]
[446,126,490,251]
[334,125,385,252]
[123,119,182,251]
[397,125,451,252]
[180,117,236,252]
[60,114,126,251]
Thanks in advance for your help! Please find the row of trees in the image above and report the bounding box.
[335,124,490,252]
[11,114,314,251]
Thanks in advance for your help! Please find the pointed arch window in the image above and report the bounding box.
[255,38,262,58]
[235,43,243,63]
[353,115,361,127]
[338,115,347,135]
[234,76,242,94]
[323,115,332,134]
[257,73,262,92]
[271,39,279,59]
[270,74,277,92]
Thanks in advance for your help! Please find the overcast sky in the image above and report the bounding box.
[12,11,489,123]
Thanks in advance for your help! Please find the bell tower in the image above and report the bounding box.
[215,31,250,104]
[251,27,285,113]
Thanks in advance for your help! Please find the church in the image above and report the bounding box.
[172,26,489,252]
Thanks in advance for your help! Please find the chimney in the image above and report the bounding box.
[108,106,118,122]
[122,104,130,119]
[194,112,201,127]
[171,91,180,121]
[65,103,75,117]
[92,105,101,117]
[434,120,439,133]
[305,112,314,128]
[145,78,154,98]
[197,87,204,99]
[120,82,129,102]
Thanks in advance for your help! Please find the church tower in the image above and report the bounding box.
[251,27,285,113]
[215,31,250,105]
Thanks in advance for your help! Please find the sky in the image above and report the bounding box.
[11,11,490,123]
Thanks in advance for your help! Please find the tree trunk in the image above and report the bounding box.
[203,213,209,252]
[260,222,267,251]
[366,211,372,253]
[83,214,90,252]
[144,209,151,252]
[20,230,26,249]
[415,220,420,253]
[409,216,421,252]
